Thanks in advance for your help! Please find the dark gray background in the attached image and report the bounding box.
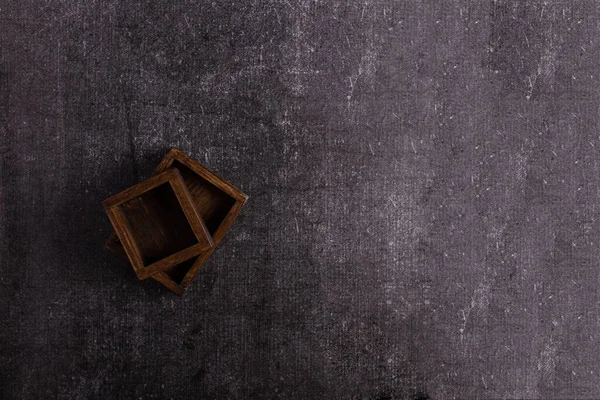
[2,0,600,399]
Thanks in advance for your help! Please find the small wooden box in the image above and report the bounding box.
[106,148,248,295]
[103,167,214,280]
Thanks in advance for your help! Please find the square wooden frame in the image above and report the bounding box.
[106,148,248,295]
[102,167,214,280]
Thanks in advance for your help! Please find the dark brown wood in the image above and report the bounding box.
[106,148,248,294]
[103,167,214,280]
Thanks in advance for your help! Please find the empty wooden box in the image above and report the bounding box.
[102,167,214,280]
[105,148,248,295]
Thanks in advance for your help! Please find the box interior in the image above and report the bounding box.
[172,161,236,235]
[158,161,237,284]
[119,182,198,266]
[165,258,197,285]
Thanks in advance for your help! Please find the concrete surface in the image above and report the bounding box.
[2,1,600,398]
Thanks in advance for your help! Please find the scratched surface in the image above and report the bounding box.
[2,1,600,399]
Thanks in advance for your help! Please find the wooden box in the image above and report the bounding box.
[102,168,214,280]
[105,148,248,295]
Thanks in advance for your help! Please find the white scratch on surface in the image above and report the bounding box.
[344,31,351,49]
[388,196,397,208]
[526,75,537,100]
[347,76,356,101]
[460,281,491,345]
[184,15,195,37]
[538,338,558,381]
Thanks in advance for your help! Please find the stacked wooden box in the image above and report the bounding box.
[103,148,247,295]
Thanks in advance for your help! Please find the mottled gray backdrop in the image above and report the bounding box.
[2,1,600,399]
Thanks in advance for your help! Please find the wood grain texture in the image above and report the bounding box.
[107,148,247,293]
[103,168,213,279]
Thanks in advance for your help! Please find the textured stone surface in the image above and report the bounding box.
[2,1,600,398]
